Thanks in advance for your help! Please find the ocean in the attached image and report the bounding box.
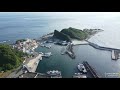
[0,12,120,49]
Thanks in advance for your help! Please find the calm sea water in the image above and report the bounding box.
[35,43,120,78]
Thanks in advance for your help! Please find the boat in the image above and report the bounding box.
[45,45,51,49]
[39,52,43,55]
[47,70,61,76]
[46,40,53,43]
[61,52,65,55]
[40,44,45,47]
[43,52,52,57]
[73,73,87,78]
[77,63,87,73]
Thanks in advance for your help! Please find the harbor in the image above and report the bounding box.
[6,33,120,78]
[73,61,100,78]
[18,70,62,78]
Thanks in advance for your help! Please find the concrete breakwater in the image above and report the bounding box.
[87,41,120,52]
[87,41,120,60]
[71,40,120,60]
[23,53,42,72]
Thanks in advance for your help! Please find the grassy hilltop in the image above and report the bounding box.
[53,27,102,41]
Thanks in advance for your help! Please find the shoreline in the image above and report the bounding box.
[24,53,42,72]
[4,29,120,78]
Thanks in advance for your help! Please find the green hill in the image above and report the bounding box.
[61,27,88,40]
[0,44,26,72]
[53,27,102,41]
[53,27,88,41]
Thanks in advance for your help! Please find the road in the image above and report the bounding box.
[6,65,23,78]
[6,52,42,78]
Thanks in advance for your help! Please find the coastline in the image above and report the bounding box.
[3,29,120,78]
[24,53,42,72]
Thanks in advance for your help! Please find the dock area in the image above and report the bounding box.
[23,53,42,72]
[83,61,100,78]
[66,42,75,59]
[111,50,120,60]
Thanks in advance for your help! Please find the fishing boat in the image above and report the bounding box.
[43,52,52,57]
[47,70,61,76]
[77,63,87,73]
[73,73,87,78]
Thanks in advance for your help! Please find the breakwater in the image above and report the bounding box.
[85,41,120,60]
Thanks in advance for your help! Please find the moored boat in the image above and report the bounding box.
[47,70,61,76]
[77,63,87,73]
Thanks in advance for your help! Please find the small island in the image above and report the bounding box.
[53,27,103,42]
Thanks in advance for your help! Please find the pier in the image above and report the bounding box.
[66,43,75,59]
[87,41,120,51]
[83,61,100,78]
[111,50,120,60]
[23,54,42,72]
[85,41,120,60]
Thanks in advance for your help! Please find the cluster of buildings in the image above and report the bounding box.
[13,38,39,54]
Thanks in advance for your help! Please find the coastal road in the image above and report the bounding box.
[6,65,23,78]
[7,53,42,78]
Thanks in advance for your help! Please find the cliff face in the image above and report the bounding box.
[53,30,71,42]
[61,27,88,40]
[53,27,102,42]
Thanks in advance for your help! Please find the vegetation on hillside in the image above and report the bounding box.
[53,27,102,41]
[61,27,88,40]
[53,30,71,42]
[0,44,26,72]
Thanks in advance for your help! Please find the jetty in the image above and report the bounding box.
[23,54,42,72]
[111,50,120,60]
[66,42,75,59]
[83,61,100,78]
[88,41,120,51]
[84,40,120,60]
